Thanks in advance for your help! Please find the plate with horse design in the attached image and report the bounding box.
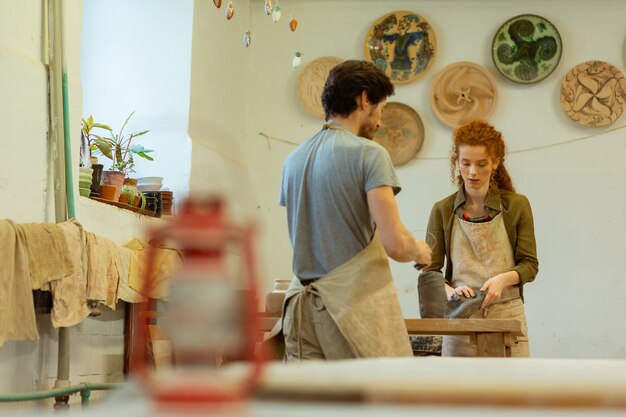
[364,11,437,84]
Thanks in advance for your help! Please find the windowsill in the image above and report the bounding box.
[84,195,161,218]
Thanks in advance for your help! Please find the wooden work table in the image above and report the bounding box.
[258,315,523,357]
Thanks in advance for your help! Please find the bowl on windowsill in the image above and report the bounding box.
[137,176,163,192]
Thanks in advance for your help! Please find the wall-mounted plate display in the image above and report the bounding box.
[364,11,436,84]
[560,60,626,128]
[372,102,424,166]
[492,14,562,84]
[430,61,498,128]
[297,56,343,119]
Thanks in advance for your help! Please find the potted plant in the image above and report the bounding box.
[81,116,113,196]
[120,185,146,209]
[91,111,154,201]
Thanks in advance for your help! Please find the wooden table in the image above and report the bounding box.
[258,315,523,358]
[405,318,523,357]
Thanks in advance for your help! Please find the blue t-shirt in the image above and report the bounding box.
[279,124,400,280]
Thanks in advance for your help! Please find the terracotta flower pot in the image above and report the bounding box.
[101,170,126,201]
[119,193,130,204]
[99,185,117,201]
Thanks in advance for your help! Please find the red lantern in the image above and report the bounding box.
[131,196,264,407]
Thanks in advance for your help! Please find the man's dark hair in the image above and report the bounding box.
[321,60,395,121]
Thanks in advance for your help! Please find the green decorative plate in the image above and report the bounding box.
[364,11,436,84]
[492,14,562,84]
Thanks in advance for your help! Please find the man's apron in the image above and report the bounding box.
[266,231,413,359]
[443,213,530,357]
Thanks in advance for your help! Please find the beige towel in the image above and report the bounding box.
[15,222,73,289]
[116,246,146,303]
[47,220,90,327]
[0,220,38,346]
[85,231,120,309]
[124,237,181,300]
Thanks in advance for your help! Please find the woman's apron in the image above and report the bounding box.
[442,213,530,357]
[266,231,413,359]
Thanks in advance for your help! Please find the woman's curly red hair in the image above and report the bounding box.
[450,120,515,192]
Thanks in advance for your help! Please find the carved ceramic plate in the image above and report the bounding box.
[492,14,562,84]
[372,102,424,166]
[296,56,343,119]
[560,60,626,128]
[430,61,498,128]
[364,10,436,84]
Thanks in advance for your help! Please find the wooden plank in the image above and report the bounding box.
[405,319,523,337]
[257,317,522,338]
[476,333,506,357]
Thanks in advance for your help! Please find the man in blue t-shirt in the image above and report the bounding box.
[278,60,431,360]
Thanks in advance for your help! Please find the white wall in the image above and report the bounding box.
[243,0,626,359]
[0,0,49,223]
[81,0,194,202]
[188,0,256,222]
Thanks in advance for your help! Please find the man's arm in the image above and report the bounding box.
[367,185,431,265]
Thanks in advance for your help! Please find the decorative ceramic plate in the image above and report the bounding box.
[560,60,626,128]
[430,61,498,128]
[372,102,424,166]
[364,10,436,84]
[492,14,562,84]
[297,56,343,119]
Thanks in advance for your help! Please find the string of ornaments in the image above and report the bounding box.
[212,0,302,68]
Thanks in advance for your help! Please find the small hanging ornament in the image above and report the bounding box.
[289,15,298,32]
[213,0,222,8]
[263,0,272,16]
[225,1,234,20]
[292,51,303,69]
[243,31,251,48]
[271,3,282,23]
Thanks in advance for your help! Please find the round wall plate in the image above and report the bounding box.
[560,60,626,128]
[372,102,424,166]
[364,10,436,84]
[296,56,343,119]
[430,61,498,128]
[492,14,562,84]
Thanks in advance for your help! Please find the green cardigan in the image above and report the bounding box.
[419,187,539,300]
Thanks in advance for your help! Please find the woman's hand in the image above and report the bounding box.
[452,285,475,299]
[480,271,520,309]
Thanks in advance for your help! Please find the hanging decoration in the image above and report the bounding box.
[264,0,272,16]
[272,2,282,23]
[213,0,222,8]
[225,1,235,20]
[289,15,298,32]
[292,51,303,68]
[243,31,252,48]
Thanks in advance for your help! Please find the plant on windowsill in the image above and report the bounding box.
[120,185,146,210]
[81,116,113,197]
[81,115,113,166]
[92,111,154,201]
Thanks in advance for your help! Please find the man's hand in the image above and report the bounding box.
[414,240,432,268]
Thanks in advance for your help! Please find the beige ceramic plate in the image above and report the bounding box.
[560,60,626,128]
[430,61,498,128]
[364,10,436,84]
[372,102,424,166]
[296,56,343,119]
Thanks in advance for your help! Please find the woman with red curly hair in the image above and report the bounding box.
[418,120,538,357]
